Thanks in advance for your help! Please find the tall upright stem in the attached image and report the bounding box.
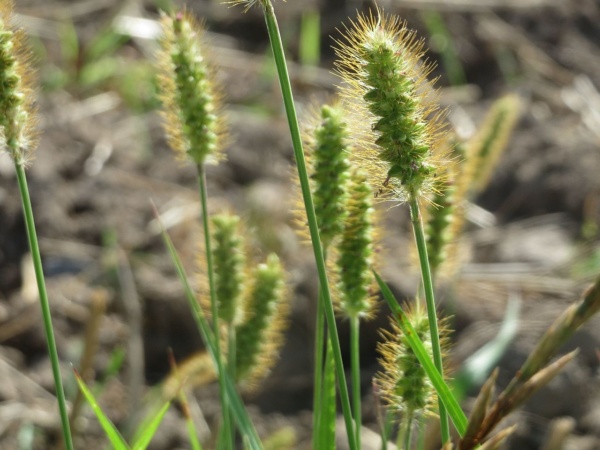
[350,315,362,448]
[408,196,449,444]
[261,3,357,448]
[196,164,232,450]
[15,163,74,450]
[312,250,326,449]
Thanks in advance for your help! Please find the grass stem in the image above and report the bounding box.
[408,196,449,443]
[350,315,362,448]
[15,163,74,450]
[312,280,325,446]
[261,3,357,448]
[196,164,233,450]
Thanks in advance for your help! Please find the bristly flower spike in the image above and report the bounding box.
[211,213,246,325]
[157,10,225,165]
[235,253,288,386]
[466,93,521,194]
[376,302,438,418]
[425,178,455,277]
[335,168,378,319]
[308,102,350,249]
[0,2,37,166]
[334,8,448,202]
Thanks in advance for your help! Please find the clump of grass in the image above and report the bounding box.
[6,1,600,449]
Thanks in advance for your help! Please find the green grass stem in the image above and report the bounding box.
[397,410,413,450]
[408,197,449,443]
[15,163,74,450]
[317,331,337,450]
[196,164,233,450]
[350,316,362,447]
[312,287,326,447]
[261,3,357,449]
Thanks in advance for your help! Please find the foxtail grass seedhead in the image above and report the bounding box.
[334,8,448,202]
[465,94,521,194]
[335,168,378,319]
[235,253,288,386]
[425,178,455,275]
[212,214,246,325]
[157,10,225,165]
[307,102,350,248]
[377,302,448,417]
[0,1,37,166]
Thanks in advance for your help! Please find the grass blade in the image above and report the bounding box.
[373,271,468,436]
[131,401,171,450]
[75,372,130,450]
[454,294,520,398]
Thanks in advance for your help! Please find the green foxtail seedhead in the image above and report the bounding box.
[466,94,521,194]
[335,168,378,319]
[0,1,37,166]
[334,8,447,202]
[157,10,225,165]
[211,214,246,325]
[308,102,350,248]
[235,253,288,385]
[425,178,455,275]
[377,303,436,417]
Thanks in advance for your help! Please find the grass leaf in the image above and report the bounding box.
[454,294,520,398]
[74,372,130,450]
[131,401,171,450]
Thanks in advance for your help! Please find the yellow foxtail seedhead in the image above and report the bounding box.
[0,1,37,166]
[211,214,246,325]
[235,253,288,387]
[334,8,448,202]
[307,102,350,248]
[157,10,225,165]
[466,93,521,194]
[335,168,378,319]
[293,100,350,249]
[377,303,436,417]
[425,178,455,276]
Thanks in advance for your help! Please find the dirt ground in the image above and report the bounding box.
[2,0,600,449]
